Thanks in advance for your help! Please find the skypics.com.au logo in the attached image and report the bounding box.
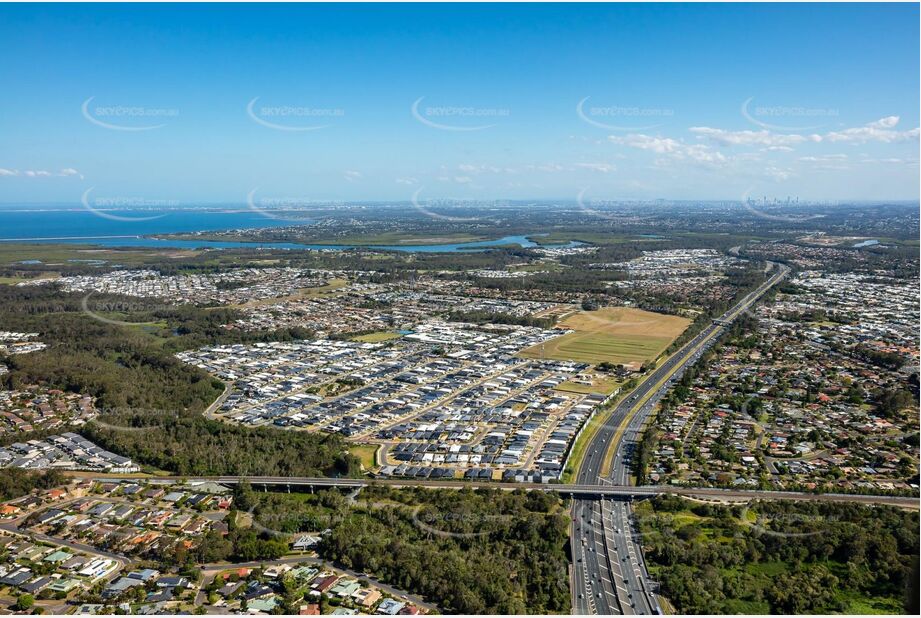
[411,97,509,131]
[81,291,173,327]
[80,188,175,222]
[741,97,839,131]
[82,97,178,131]
[577,96,673,131]
[247,97,344,131]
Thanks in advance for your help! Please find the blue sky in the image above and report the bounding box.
[1,2,918,204]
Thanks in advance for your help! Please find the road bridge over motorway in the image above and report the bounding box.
[80,473,918,509]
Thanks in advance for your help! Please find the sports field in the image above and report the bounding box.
[521,307,690,367]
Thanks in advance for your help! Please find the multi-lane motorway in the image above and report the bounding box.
[571,263,790,615]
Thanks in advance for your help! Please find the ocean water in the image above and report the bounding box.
[0,208,293,244]
[0,207,580,252]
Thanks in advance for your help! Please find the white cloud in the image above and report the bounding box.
[825,116,919,143]
[342,170,362,182]
[798,154,848,162]
[438,175,474,184]
[683,144,727,164]
[453,161,622,176]
[692,116,919,148]
[764,166,794,182]
[868,116,899,129]
[395,177,418,185]
[610,134,727,166]
[610,134,683,154]
[860,157,915,165]
[456,163,509,174]
[574,162,617,173]
[690,126,817,147]
[796,153,850,171]
[0,167,84,179]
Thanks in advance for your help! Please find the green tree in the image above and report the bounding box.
[232,480,256,513]
[16,593,35,611]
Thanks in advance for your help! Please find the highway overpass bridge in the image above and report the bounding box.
[82,474,919,509]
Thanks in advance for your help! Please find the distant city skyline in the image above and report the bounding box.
[1,2,918,203]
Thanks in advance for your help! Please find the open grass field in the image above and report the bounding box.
[349,443,380,471]
[508,261,563,273]
[521,307,690,367]
[529,232,654,245]
[157,230,493,246]
[234,278,348,308]
[312,232,489,245]
[561,306,691,338]
[351,330,403,343]
[544,333,669,365]
[0,243,198,267]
